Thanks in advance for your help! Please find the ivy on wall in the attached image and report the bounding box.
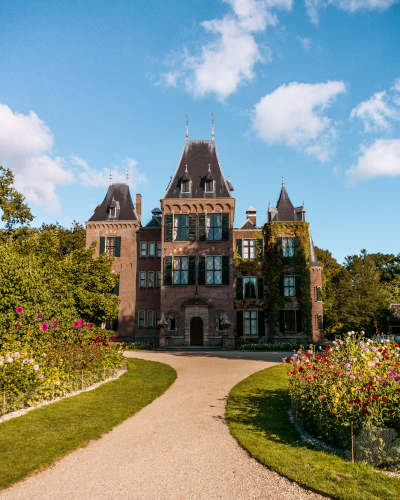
[234,299,266,309]
[262,222,312,339]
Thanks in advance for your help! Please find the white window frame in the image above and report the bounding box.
[139,272,146,288]
[283,276,295,297]
[106,237,116,257]
[140,242,147,258]
[157,241,162,258]
[206,256,222,285]
[148,241,155,258]
[206,214,222,241]
[244,310,257,335]
[181,180,190,193]
[282,237,294,257]
[173,256,189,285]
[205,180,214,192]
[243,239,256,259]
[138,311,145,328]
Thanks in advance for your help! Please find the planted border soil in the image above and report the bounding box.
[226,364,400,500]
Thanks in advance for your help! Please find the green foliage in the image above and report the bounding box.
[227,364,400,500]
[0,358,177,491]
[0,167,34,229]
[370,252,400,283]
[263,222,312,338]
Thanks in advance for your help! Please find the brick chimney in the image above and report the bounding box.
[136,194,142,224]
[246,206,257,226]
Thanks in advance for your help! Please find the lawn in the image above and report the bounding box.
[0,358,176,490]
[226,363,399,500]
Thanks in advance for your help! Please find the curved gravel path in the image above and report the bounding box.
[0,351,326,500]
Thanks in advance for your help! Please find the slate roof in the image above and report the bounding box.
[163,140,233,199]
[239,220,258,230]
[88,183,139,222]
[268,180,305,222]
[309,234,320,267]
[145,217,162,228]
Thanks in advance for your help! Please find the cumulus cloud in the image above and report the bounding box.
[346,139,400,184]
[252,80,346,161]
[72,156,147,190]
[305,0,397,24]
[350,91,400,132]
[161,0,292,100]
[298,36,312,51]
[392,78,400,93]
[0,103,74,212]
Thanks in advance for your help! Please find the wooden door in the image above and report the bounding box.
[190,317,203,346]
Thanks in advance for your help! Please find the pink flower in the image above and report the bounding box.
[36,313,44,318]
[79,319,85,325]
[13,352,20,358]
[29,358,34,363]
[39,374,44,379]
[14,323,21,327]
[23,359,28,364]
[73,321,80,327]
[6,357,13,363]
[54,321,59,328]
[33,365,39,371]
[40,322,49,331]
[50,317,55,323]
[16,306,24,314]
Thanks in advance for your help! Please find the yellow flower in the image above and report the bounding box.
[337,381,342,387]
[335,393,340,398]
[332,408,337,414]
[383,373,387,378]
[331,385,336,391]
[351,387,356,393]
[353,370,357,375]
[347,404,353,410]
[334,398,339,403]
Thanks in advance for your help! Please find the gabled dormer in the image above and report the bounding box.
[88,183,139,222]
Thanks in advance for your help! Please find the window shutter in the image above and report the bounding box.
[236,239,242,257]
[296,310,303,332]
[221,213,229,241]
[99,236,105,254]
[165,214,173,242]
[198,256,206,285]
[189,213,196,242]
[222,256,230,285]
[277,237,282,256]
[188,256,196,285]
[279,310,285,332]
[198,213,206,241]
[279,275,284,296]
[236,277,243,300]
[113,279,119,296]
[295,275,301,298]
[115,236,121,257]
[256,239,263,259]
[294,236,300,256]
[112,318,119,331]
[258,310,265,335]
[257,277,264,299]
[236,310,244,335]
[164,256,172,285]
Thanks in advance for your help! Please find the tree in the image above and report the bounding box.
[0,166,34,229]
[369,252,400,283]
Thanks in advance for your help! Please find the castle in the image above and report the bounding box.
[85,135,323,349]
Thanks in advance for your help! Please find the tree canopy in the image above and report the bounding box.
[0,166,34,229]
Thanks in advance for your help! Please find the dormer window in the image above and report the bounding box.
[205,180,214,192]
[110,206,116,218]
[182,180,190,193]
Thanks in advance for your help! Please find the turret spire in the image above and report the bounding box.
[109,170,113,186]
[212,112,214,140]
[186,114,188,141]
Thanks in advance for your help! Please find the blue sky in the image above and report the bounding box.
[0,0,399,263]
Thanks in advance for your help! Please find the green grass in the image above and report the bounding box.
[0,358,176,490]
[226,364,399,500]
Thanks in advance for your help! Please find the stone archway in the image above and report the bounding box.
[190,317,203,346]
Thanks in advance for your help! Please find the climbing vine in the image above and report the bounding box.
[262,222,312,339]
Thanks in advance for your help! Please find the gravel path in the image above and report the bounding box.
[0,351,326,500]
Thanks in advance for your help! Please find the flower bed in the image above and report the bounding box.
[240,342,305,351]
[121,342,152,350]
[285,333,400,467]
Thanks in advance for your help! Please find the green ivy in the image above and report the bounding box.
[262,222,312,339]
[234,299,266,309]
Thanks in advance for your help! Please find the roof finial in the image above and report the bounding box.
[212,112,214,140]
[186,114,188,141]
[126,170,130,185]
[109,170,113,186]
[282,175,285,187]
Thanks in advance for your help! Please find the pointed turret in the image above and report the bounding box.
[88,183,139,222]
[269,177,304,222]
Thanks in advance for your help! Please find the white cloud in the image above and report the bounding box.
[346,139,400,184]
[161,0,292,100]
[350,91,399,132]
[0,103,74,212]
[297,36,312,51]
[252,80,346,160]
[305,0,397,24]
[72,156,147,190]
[392,78,400,92]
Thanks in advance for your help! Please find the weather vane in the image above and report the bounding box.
[212,112,214,140]
[186,114,188,140]
[109,170,113,185]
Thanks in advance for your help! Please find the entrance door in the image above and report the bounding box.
[190,316,203,346]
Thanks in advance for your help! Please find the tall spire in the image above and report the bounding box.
[282,175,285,188]
[212,112,214,140]
[126,169,129,185]
[186,114,188,141]
[109,170,113,186]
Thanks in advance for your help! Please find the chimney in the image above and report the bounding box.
[136,194,142,224]
[246,206,257,226]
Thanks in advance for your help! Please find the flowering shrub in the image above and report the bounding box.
[240,342,305,351]
[157,318,168,328]
[286,332,400,451]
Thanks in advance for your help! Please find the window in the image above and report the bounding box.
[138,311,145,328]
[206,256,222,285]
[147,311,153,328]
[173,214,189,241]
[140,272,146,288]
[149,242,155,258]
[316,287,322,302]
[284,276,295,297]
[156,311,161,326]
[156,271,161,288]
[206,214,222,241]
[157,241,162,258]
[244,311,257,335]
[148,271,154,288]
[205,180,214,192]
[140,242,147,258]
[106,237,116,256]
[173,256,188,285]
[110,207,116,217]
[243,239,256,259]
[285,310,296,331]
[170,318,176,330]
[317,314,323,329]
[244,277,257,299]
[282,237,294,257]
[182,180,190,192]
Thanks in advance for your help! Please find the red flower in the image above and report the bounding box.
[373,395,379,400]
[355,398,361,404]
[285,357,291,363]
[382,397,387,402]
[361,388,366,392]
[368,381,373,386]
[363,407,368,414]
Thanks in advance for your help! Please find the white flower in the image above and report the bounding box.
[6,356,13,363]
[361,354,366,358]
